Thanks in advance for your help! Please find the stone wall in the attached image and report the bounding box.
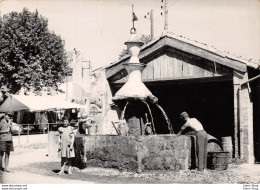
[233,70,254,163]
[48,131,60,158]
[74,134,191,172]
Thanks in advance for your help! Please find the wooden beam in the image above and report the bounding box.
[106,35,247,81]
[165,38,247,72]
[112,75,233,88]
[139,37,167,62]
[105,59,128,79]
[107,69,128,83]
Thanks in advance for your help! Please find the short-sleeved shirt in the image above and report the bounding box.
[0,118,12,141]
[181,118,204,132]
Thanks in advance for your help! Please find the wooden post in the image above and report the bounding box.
[18,128,20,146]
[27,124,29,143]
[234,70,254,163]
[66,73,68,101]
[164,0,168,31]
[150,10,154,40]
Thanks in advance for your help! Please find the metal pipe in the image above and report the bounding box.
[241,74,260,86]
[238,87,242,158]
[150,10,154,40]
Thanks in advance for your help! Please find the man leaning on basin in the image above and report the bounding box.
[111,111,209,172]
[75,111,212,172]
[178,111,208,172]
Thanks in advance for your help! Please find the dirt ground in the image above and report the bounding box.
[1,147,260,184]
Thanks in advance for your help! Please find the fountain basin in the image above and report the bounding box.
[74,134,191,171]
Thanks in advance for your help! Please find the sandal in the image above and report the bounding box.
[4,169,12,172]
[56,171,64,175]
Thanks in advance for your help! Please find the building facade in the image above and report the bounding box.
[66,50,92,113]
[88,31,260,164]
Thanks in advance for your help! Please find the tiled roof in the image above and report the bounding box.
[100,31,259,71]
[164,31,259,69]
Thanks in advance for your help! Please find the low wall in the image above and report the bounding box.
[74,134,191,172]
[48,131,60,158]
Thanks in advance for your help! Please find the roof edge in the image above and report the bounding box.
[103,31,259,74]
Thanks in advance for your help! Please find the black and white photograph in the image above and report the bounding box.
[0,0,260,188]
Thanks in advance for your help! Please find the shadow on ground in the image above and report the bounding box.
[10,159,260,184]
[12,162,168,184]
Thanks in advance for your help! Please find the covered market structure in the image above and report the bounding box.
[88,31,260,164]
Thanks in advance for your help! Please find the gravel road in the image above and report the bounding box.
[0,147,260,184]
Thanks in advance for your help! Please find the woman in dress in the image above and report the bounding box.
[57,116,76,175]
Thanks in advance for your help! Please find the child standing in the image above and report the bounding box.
[57,117,76,175]
[0,112,14,172]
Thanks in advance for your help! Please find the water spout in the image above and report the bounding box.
[121,101,129,120]
[142,101,156,134]
[155,104,174,134]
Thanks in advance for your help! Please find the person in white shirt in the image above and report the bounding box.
[0,112,14,172]
[178,112,208,171]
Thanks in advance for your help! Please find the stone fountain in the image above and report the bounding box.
[74,28,192,172]
[112,29,173,135]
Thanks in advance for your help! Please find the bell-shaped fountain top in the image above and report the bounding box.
[112,25,158,105]
[112,6,173,135]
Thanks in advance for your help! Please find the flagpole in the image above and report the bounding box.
[164,0,168,31]
[131,4,138,33]
[132,4,134,29]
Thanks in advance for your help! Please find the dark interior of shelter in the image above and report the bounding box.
[111,77,234,140]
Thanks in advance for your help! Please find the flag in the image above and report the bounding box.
[132,12,138,21]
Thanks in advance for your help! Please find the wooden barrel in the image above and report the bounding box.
[207,151,230,170]
[221,136,233,158]
[208,141,223,152]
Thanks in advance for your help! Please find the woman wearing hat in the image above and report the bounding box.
[0,112,14,172]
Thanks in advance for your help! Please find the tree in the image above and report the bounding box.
[0,8,68,94]
[119,34,151,60]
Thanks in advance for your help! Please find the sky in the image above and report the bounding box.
[0,0,260,69]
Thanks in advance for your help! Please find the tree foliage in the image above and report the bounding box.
[0,8,68,94]
[119,34,151,60]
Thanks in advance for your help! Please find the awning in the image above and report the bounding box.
[0,95,85,112]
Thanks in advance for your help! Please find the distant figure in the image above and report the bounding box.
[144,122,153,135]
[0,112,14,172]
[178,112,208,171]
[144,113,153,135]
[57,117,76,175]
[83,118,97,135]
[117,120,129,136]
[39,111,48,133]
